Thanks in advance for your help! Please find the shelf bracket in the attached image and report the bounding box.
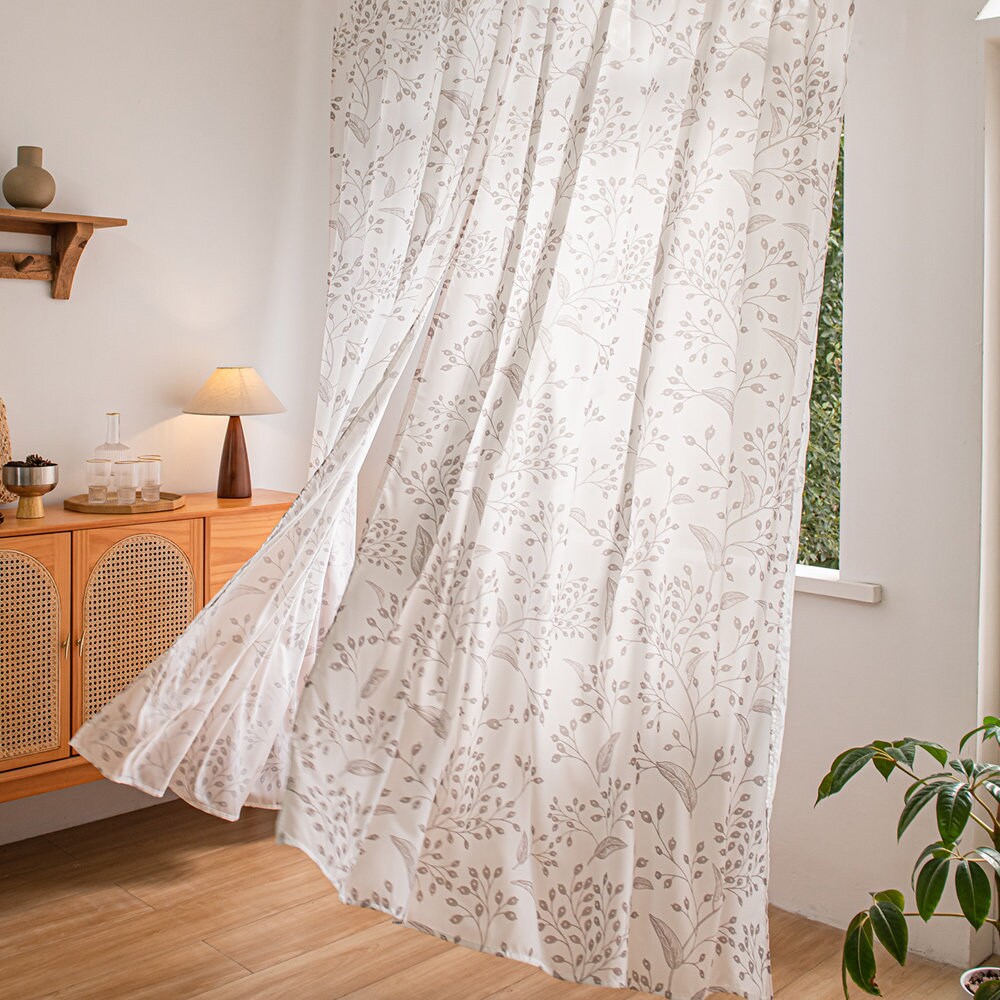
[0,209,126,299]
[51,222,94,299]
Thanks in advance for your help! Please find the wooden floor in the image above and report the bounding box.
[0,800,971,999]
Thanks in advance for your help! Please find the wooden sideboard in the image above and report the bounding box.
[0,489,295,803]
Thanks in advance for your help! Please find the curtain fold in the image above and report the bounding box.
[74,1,852,996]
[71,0,510,817]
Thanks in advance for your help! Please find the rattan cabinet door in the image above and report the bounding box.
[72,520,204,731]
[0,533,72,772]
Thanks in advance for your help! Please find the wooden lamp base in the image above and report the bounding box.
[218,415,252,499]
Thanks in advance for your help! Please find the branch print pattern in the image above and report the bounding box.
[74,2,852,996]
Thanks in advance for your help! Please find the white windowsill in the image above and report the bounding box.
[794,565,882,604]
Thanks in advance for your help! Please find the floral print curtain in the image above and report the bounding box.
[74,1,852,996]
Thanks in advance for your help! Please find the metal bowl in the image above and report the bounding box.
[2,464,58,519]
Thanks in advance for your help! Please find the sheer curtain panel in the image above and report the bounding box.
[74,2,853,997]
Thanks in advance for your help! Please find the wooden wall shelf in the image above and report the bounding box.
[0,208,127,299]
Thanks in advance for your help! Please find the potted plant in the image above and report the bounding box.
[817,717,1000,997]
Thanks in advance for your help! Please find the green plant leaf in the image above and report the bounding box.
[960,728,983,753]
[842,912,880,996]
[956,860,992,930]
[911,842,955,887]
[975,982,1000,1000]
[936,783,972,842]
[818,747,878,803]
[898,783,942,840]
[873,754,896,782]
[819,748,852,802]
[960,716,1000,752]
[973,847,1000,876]
[952,758,977,781]
[907,740,950,766]
[904,775,952,799]
[915,857,950,921]
[868,899,908,966]
[872,889,905,911]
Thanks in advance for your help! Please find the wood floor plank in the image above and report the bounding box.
[0,885,153,962]
[204,891,388,972]
[48,803,277,883]
[111,833,306,909]
[0,802,277,920]
[768,904,842,991]
[337,943,539,1000]
[41,939,249,1000]
[775,948,966,999]
[0,857,334,995]
[45,800,273,862]
[0,831,75,874]
[482,974,628,999]
[0,850,110,917]
[0,801,974,1000]
[191,921,454,1000]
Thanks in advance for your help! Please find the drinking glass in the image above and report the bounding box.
[86,459,111,504]
[139,457,161,502]
[115,460,139,504]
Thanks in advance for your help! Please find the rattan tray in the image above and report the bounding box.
[63,491,186,515]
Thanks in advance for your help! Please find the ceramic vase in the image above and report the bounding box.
[2,146,56,210]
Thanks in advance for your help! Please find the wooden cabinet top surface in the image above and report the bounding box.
[0,489,296,539]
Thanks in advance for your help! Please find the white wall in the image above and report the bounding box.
[0,0,337,840]
[770,0,990,968]
[0,0,332,501]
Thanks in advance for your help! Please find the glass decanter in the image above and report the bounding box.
[94,412,132,499]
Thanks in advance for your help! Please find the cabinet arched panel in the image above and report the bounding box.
[0,534,71,770]
[73,521,203,730]
[0,490,290,802]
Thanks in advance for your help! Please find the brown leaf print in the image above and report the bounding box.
[501,364,525,394]
[649,913,685,970]
[516,831,529,865]
[593,836,628,860]
[361,668,389,698]
[690,525,724,574]
[410,524,433,577]
[656,761,699,814]
[391,836,417,879]
[411,703,450,740]
[596,732,620,774]
[346,759,384,776]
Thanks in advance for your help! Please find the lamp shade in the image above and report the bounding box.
[184,367,286,417]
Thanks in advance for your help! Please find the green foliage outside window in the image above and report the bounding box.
[798,141,843,569]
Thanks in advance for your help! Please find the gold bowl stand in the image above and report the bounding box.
[1,464,59,519]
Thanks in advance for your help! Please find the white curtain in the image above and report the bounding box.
[74,1,852,996]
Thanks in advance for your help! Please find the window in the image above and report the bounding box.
[798,139,844,570]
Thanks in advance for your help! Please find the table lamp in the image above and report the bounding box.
[184,367,285,499]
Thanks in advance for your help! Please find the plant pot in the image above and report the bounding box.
[2,146,56,211]
[962,967,1000,995]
